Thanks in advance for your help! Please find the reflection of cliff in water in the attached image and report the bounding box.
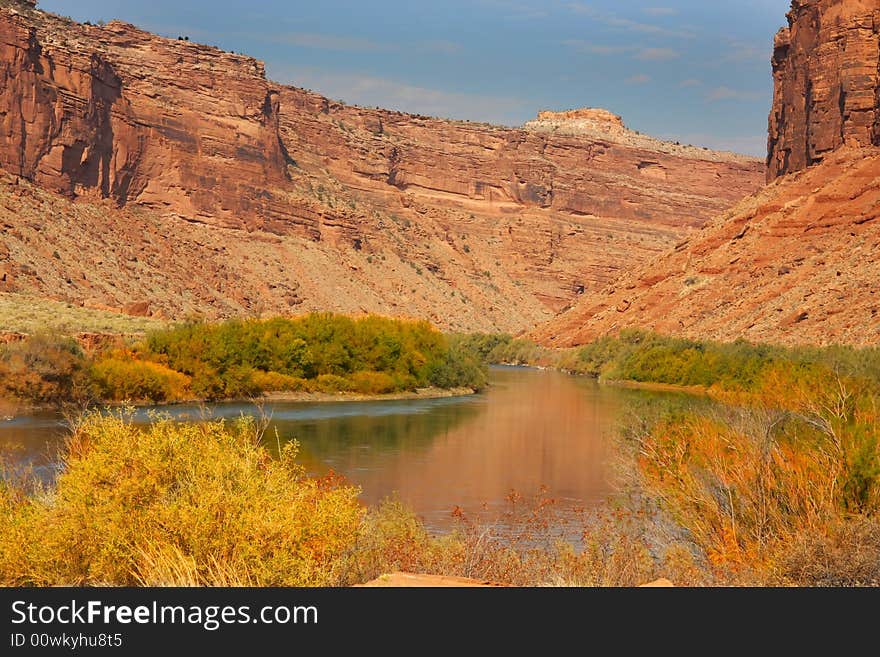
[287,368,619,528]
[0,367,670,533]
[273,396,482,467]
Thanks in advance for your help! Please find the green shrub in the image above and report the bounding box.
[140,313,483,399]
[425,343,487,391]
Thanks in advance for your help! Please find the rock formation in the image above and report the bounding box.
[767,0,880,180]
[0,0,763,332]
[530,147,880,347]
[533,0,880,348]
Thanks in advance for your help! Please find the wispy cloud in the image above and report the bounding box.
[567,3,695,39]
[720,40,769,65]
[626,73,651,84]
[644,7,678,16]
[272,32,392,53]
[562,39,631,55]
[275,67,530,125]
[679,78,702,88]
[635,47,679,61]
[419,40,464,55]
[705,86,763,102]
[563,41,679,61]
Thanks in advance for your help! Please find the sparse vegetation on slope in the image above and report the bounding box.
[0,294,166,335]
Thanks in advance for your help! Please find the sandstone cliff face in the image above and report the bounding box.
[275,89,761,309]
[533,0,880,348]
[0,0,764,331]
[0,1,293,229]
[531,147,880,347]
[767,0,880,180]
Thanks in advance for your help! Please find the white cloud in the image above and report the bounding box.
[272,32,392,53]
[679,78,702,88]
[567,3,695,39]
[721,39,770,64]
[562,40,631,55]
[626,73,651,84]
[705,86,763,102]
[636,47,679,61]
[563,42,679,62]
[275,67,530,125]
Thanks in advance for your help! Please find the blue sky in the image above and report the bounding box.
[40,1,791,156]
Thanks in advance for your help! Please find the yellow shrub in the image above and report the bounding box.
[249,370,308,392]
[91,355,191,403]
[0,412,364,586]
[349,371,397,394]
[313,374,353,393]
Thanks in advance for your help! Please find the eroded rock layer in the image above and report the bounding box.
[768,0,880,180]
[531,148,880,347]
[532,0,880,348]
[0,0,763,331]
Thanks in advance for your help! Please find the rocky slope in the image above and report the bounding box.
[531,147,880,347]
[768,0,880,180]
[532,0,880,348]
[0,0,763,331]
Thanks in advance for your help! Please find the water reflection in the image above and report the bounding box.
[0,367,652,532]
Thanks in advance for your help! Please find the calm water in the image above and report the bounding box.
[0,367,673,532]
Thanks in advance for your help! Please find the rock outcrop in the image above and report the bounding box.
[767,0,880,180]
[0,1,293,230]
[0,0,764,332]
[530,147,880,347]
[532,0,880,348]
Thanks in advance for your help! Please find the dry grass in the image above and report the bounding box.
[0,294,166,335]
[630,371,879,584]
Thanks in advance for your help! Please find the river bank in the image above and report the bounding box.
[0,386,477,420]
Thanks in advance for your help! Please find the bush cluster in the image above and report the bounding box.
[0,314,488,406]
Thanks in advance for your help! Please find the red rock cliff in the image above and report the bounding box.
[768,0,880,180]
[0,0,765,332]
[0,1,295,229]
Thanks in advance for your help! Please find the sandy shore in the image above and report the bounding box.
[0,386,478,419]
[258,386,476,403]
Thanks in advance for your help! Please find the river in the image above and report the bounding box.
[0,366,682,534]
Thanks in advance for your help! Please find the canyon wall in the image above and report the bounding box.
[0,0,764,331]
[768,0,880,180]
[533,0,880,347]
